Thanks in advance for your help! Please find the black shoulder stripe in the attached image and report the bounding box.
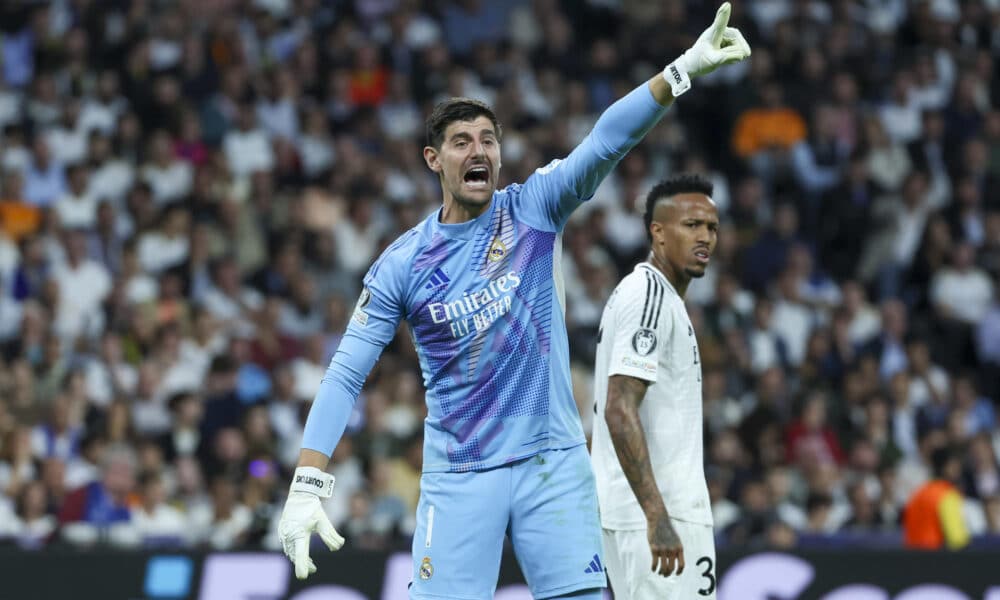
[641,271,652,327]
[641,271,664,329]
[637,264,667,329]
[651,276,665,329]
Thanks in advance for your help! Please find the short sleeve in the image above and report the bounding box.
[607,271,672,383]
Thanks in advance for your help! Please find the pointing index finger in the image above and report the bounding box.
[711,3,732,45]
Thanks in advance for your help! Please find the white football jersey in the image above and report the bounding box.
[591,262,713,529]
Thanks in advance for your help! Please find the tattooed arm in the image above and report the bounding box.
[605,374,685,577]
[605,374,663,518]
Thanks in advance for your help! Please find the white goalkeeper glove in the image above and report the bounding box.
[278,466,346,580]
[664,2,752,97]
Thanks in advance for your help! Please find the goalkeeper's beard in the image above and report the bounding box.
[453,189,492,209]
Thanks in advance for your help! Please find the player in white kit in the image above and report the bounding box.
[591,174,719,599]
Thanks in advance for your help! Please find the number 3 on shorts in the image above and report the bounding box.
[697,556,716,596]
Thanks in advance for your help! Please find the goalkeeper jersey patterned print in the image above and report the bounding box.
[354,178,585,472]
[301,83,670,473]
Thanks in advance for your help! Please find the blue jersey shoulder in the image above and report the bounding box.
[363,225,428,303]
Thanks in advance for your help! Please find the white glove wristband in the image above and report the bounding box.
[663,60,692,97]
[289,466,335,499]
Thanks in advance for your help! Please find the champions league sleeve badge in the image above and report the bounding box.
[631,328,657,356]
[356,287,371,310]
[352,287,372,326]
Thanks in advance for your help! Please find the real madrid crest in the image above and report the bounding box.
[487,238,506,262]
[419,556,434,580]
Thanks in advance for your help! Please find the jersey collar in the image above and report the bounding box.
[636,262,678,296]
[433,195,496,241]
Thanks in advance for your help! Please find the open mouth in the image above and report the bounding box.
[463,166,490,188]
[694,249,710,264]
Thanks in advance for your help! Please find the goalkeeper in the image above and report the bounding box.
[277,5,750,599]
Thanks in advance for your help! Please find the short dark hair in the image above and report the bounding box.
[643,173,714,241]
[425,97,502,149]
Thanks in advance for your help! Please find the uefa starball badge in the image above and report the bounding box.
[419,557,434,580]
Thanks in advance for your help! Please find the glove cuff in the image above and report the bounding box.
[289,466,335,499]
[663,58,692,98]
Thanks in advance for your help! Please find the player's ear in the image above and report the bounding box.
[649,220,665,244]
[423,145,442,173]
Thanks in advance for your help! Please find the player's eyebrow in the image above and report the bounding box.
[448,129,497,142]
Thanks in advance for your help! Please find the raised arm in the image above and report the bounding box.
[519,2,750,231]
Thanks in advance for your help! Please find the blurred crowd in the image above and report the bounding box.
[0,0,998,554]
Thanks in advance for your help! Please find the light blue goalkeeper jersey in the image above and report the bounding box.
[302,83,668,472]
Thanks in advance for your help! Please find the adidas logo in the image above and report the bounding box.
[424,267,451,290]
[584,553,604,574]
